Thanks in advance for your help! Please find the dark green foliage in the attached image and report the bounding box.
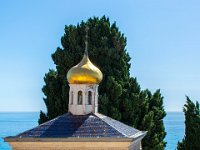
[39,16,166,149]
[40,69,68,120]
[123,83,166,150]
[38,111,48,125]
[177,96,200,150]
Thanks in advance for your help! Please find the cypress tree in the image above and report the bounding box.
[177,96,200,150]
[39,16,166,149]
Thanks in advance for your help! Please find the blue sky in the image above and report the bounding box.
[0,0,199,112]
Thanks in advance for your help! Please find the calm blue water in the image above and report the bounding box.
[0,112,39,150]
[164,112,185,150]
[0,112,184,150]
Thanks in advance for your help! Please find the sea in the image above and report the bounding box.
[0,112,184,150]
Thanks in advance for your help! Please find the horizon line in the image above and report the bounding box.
[0,111,183,113]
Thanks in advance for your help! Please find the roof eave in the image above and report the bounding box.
[129,131,148,141]
[4,137,134,142]
[4,131,147,143]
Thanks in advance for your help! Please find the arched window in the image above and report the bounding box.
[88,91,92,105]
[71,91,73,104]
[78,91,83,105]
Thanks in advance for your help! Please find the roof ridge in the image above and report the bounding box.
[93,113,128,137]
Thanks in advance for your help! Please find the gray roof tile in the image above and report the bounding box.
[15,113,141,138]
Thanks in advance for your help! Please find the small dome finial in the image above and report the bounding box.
[85,26,89,56]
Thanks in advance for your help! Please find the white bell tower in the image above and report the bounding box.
[67,27,103,115]
[68,84,99,115]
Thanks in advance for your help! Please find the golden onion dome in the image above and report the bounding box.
[67,26,103,84]
[67,54,103,84]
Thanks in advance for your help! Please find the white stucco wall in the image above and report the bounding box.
[68,84,99,115]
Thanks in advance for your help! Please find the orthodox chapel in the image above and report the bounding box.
[5,29,146,150]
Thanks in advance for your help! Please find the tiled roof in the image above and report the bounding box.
[15,113,142,138]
